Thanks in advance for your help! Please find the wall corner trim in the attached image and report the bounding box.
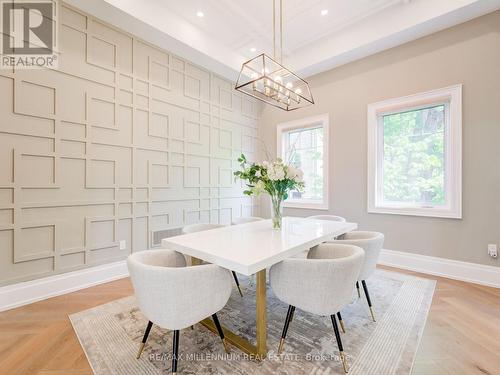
[379,249,500,288]
[0,261,129,312]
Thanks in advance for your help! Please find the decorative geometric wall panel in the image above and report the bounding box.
[89,98,116,128]
[18,154,56,187]
[59,252,86,269]
[18,225,55,260]
[16,81,56,118]
[0,3,261,286]
[0,209,13,226]
[89,36,116,69]
[0,189,14,205]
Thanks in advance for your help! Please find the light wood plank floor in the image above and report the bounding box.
[0,266,499,375]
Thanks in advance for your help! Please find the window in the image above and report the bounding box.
[277,114,329,209]
[367,85,462,218]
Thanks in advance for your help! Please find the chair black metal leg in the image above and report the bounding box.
[356,281,361,298]
[331,314,348,373]
[289,305,295,323]
[171,330,180,375]
[136,320,153,359]
[361,280,376,322]
[278,305,295,354]
[337,311,346,333]
[212,313,229,353]
[232,271,243,297]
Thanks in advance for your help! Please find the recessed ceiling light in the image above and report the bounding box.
[321,9,328,16]
[250,47,256,52]
[196,11,204,18]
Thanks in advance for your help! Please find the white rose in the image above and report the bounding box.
[267,168,278,181]
[267,168,276,181]
[286,165,297,179]
[273,164,285,180]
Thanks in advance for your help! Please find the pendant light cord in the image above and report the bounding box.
[280,0,283,64]
[272,0,283,63]
[273,0,276,60]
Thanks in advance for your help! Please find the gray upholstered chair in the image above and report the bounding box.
[333,231,384,322]
[182,223,243,297]
[306,214,346,222]
[270,243,364,373]
[127,249,232,374]
[231,216,264,225]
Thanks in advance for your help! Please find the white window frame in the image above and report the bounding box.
[367,85,462,219]
[277,113,329,210]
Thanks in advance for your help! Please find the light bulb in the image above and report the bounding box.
[286,82,293,89]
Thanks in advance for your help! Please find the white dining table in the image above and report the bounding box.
[162,216,357,359]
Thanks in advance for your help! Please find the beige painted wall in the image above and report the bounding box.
[0,4,261,286]
[260,11,500,267]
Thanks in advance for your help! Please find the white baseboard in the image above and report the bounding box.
[379,249,500,288]
[0,261,129,312]
[1,250,498,312]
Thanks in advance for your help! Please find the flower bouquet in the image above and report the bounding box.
[234,154,305,229]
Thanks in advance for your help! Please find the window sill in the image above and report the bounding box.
[367,206,462,219]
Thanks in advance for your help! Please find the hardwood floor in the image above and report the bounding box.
[0,267,499,375]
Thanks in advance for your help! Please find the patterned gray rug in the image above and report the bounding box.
[70,269,435,374]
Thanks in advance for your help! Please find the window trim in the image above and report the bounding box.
[277,113,329,210]
[367,85,462,219]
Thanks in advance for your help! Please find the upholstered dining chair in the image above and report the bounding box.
[333,231,384,322]
[182,223,243,297]
[270,243,364,373]
[127,249,232,374]
[306,214,346,222]
[231,216,264,225]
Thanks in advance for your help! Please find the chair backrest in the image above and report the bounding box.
[306,214,346,222]
[333,231,384,280]
[231,216,264,225]
[182,223,224,234]
[270,244,364,316]
[127,249,232,329]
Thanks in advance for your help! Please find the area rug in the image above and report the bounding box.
[70,269,435,374]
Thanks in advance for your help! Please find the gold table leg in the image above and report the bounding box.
[192,257,267,360]
[255,269,267,358]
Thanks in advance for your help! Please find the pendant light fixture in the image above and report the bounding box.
[235,0,314,111]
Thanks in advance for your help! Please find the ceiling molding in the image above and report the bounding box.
[293,0,500,77]
[65,0,242,80]
[66,0,500,81]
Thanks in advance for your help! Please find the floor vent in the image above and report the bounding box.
[151,227,183,247]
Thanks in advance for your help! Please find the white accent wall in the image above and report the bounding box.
[0,3,261,287]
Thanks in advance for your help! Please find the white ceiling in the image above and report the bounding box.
[68,0,500,80]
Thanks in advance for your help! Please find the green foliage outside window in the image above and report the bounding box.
[382,105,445,205]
